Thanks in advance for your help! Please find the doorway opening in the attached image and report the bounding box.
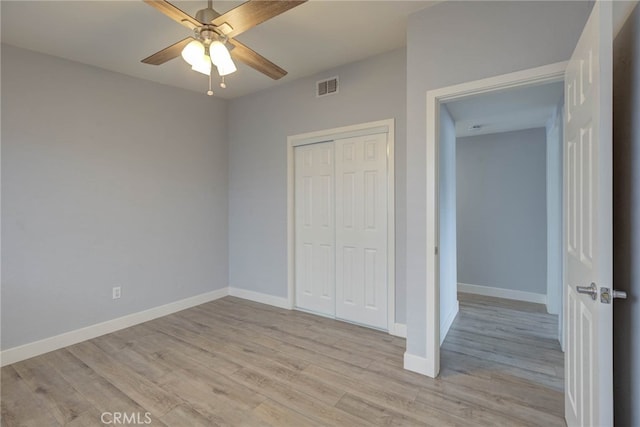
[422,62,568,379]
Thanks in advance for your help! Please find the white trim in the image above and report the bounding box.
[439,300,459,345]
[421,61,568,378]
[427,61,568,104]
[287,119,397,334]
[0,288,229,367]
[458,283,547,305]
[387,121,396,335]
[288,122,391,147]
[228,287,291,310]
[389,323,407,338]
[403,352,437,377]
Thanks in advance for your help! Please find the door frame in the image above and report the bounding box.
[286,118,399,336]
[422,62,567,377]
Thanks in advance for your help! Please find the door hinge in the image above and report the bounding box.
[435,246,438,255]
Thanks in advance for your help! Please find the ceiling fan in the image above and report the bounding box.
[141,0,306,94]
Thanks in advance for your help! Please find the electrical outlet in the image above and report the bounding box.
[112,286,121,300]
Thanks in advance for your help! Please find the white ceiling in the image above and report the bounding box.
[1,0,434,99]
[445,81,564,138]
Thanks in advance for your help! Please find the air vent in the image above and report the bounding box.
[316,77,339,97]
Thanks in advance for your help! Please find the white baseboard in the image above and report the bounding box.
[390,323,407,338]
[439,300,459,345]
[403,351,437,378]
[0,288,229,367]
[228,287,291,310]
[458,282,546,305]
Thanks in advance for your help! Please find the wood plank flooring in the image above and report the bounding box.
[1,293,564,426]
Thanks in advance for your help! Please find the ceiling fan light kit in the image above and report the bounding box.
[181,36,235,77]
[141,0,307,95]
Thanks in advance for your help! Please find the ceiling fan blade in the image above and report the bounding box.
[228,39,287,80]
[212,0,306,38]
[143,0,201,30]
[142,37,195,65]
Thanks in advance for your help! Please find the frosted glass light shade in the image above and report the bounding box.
[215,60,237,77]
[209,41,230,64]
[191,55,212,75]
[181,40,205,66]
[209,41,237,76]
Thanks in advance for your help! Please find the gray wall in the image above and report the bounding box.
[613,3,640,425]
[228,48,407,323]
[405,0,592,357]
[456,129,547,295]
[438,105,458,340]
[1,45,229,350]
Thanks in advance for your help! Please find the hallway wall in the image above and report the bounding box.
[456,128,547,298]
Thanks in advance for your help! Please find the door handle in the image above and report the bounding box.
[576,282,598,300]
[600,287,628,304]
[612,290,627,299]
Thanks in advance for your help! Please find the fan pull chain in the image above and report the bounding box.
[207,72,214,96]
[220,76,227,89]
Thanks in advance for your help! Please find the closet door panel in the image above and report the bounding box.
[335,133,388,329]
[294,143,335,316]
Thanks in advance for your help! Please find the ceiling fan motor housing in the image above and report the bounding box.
[195,8,220,25]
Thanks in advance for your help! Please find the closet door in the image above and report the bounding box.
[335,133,388,329]
[294,142,335,316]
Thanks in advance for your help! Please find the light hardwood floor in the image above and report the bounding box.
[1,293,564,426]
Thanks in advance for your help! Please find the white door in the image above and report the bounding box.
[564,2,613,426]
[335,134,388,329]
[294,142,335,316]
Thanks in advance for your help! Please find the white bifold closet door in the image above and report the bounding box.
[294,133,388,330]
[335,134,388,329]
[294,142,336,316]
